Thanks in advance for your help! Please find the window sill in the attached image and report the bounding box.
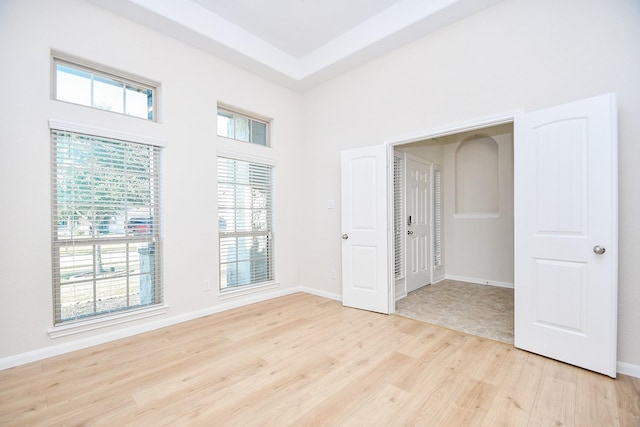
[48,304,169,339]
[218,281,279,300]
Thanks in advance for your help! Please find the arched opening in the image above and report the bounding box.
[455,134,499,216]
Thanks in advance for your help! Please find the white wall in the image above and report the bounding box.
[0,0,304,363]
[1,0,639,373]
[397,129,514,287]
[396,143,444,169]
[443,131,514,286]
[300,0,640,367]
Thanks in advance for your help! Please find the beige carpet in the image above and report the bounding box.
[394,279,514,344]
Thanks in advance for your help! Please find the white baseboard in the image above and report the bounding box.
[0,285,302,371]
[445,274,514,289]
[3,285,638,380]
[617,361,640,378]
[394,278,407,301]
[299,286,341,302]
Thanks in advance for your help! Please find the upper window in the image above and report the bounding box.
[53,56,156,121]
[218,157,273,290]
[51,127,162,324]
[217,107,269,146]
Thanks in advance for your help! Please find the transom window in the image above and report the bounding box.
[217,157,273,290]
[51,128,162,324]
[53,56,156,121]
[217,107,269,146]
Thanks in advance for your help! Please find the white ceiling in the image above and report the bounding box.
[88,0,504,90]
[192,0,406,58]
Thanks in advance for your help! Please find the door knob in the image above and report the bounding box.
[341,234,349,240]
[593,245,606,255]
[407,230,414,235]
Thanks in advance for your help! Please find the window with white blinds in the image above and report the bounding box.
[51,129,162,325]
[218,157,273,290]
[393,154,404,279]
[433,167,442,267]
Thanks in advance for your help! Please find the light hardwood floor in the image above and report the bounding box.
[1,293,638,426]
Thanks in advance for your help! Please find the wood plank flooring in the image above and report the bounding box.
[1,293,638,426]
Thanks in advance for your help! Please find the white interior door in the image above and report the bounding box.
[341,145,390,314]
[514,93,618,377]
[405,156,432,292]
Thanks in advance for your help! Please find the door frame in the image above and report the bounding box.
[385,110,522,314]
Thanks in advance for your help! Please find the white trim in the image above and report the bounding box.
[385,110,522,147]
[299,286,341,302]
[52,50,160,89]
[218,281,279,300]
[86,0,504,90]
[0,286,302,371]
[2,285,637,379]
[395,278,407,301]
[49,119,167,147]
[217,103,272,125]
[217,149,276,167]
[617,361,640,379]
[445,274,514,289]
[48,304,169,339]
[431,274,446,284]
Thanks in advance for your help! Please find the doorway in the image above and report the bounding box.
[393,123,515,343]
[342,94,618,376]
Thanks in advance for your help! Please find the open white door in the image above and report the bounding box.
[515,93,618,377]
[341,145,390,314]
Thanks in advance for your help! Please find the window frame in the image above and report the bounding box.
[52,53,158,122]
[216,106,270,147]
[50,120,165,329]
[217,155,275,293]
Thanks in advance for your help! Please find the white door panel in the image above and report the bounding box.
[515,93,617,377]
[341,145,389,314]
[406,157,432,292]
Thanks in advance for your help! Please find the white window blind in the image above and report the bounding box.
[393,154,404,279]
[434,167,442,267]
[218,157,273,290]
[51,129,162,325]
